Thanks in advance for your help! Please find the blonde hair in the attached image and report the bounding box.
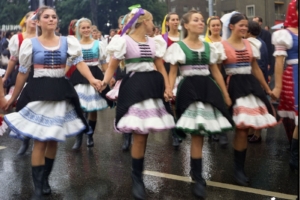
[126,9,152,34]
[75,18,92,40]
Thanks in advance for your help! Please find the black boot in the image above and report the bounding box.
[72,132,83,150]
[122,133,132,151]
[31,166,45,200]
[219,132,228,149]
[17,137,30,155]
[289,138,299,172]
[132,158,146,200]
[87,120,96,147]
[190,158,206,199]
[43,157,54,195]
[171,128,180,149]
[212,134,219,141]
[234,149,249,186]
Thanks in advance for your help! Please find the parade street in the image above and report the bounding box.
[0,108,298,200]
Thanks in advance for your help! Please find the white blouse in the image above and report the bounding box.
[272,29,293,57]
[213,39,261,75]
[163,41,220,76]
[106,35,167,73]
[81,40,107,66]
[19,36,83,78]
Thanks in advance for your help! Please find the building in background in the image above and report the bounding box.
[164,0,289,28]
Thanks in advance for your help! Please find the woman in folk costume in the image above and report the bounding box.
[3,7,102,199]
[204,16,229,147]
[65,19,78,78]
[164,10,234,199]
[271,0,299,172]
[216,12,277,186]
[161,12,183,149]
[2,11,36,156]
[106,13,135,151]
[100,8,175,200]
[70,18,113,150]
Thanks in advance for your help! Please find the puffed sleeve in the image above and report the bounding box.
[247,37,261,59]
[98,40,107,64]
[106,36,126,60]
[272,29,293,57]
[18,39,32,74]
[163,43,186,65]
[209,43,220,64]
[212,42,227,64]
[66,35,84,66]
[153,35,167,58]
[8,34,19,61]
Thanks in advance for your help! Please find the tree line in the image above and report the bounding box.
[0,0,167,35]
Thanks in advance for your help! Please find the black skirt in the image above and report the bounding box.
[115,71,172,127]
[227,74,273,115]
[16,77,90,133]
[5,65,34,92]
[69,65,113,108]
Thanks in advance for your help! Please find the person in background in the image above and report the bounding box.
[264,25,270,31]
[246,21,269,143]
[271,0,298,173]
[1,31,13,61]
[253,16,274,82]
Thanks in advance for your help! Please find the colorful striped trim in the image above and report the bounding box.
[233,106,269,116]
[124,107,169,119]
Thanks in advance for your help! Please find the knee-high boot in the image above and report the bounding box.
[234,149,249,186]
[122,133,132,151]
[17,137,30,155]
[43,157,54,195]
[72,132,83,150]
[132,158,146,200]
[31,166,45,200]
[87,120,96,147]
[190,158,206,199]
[289,138,299,172]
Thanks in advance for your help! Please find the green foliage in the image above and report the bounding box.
[0,0,167,35]
[0,0,30,29]
[55,0,167,35]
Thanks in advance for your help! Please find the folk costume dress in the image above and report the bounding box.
[106,35,125,101]
[272,29,298,125]
[5,33,34,99]
[162,33,183,98]
[69,40,112,112]
[4,36,90,141]
[106,35,175,134]
[164,41,234,135]
[215,39,277,129]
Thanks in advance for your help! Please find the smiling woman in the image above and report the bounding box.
[69,17,112,150]
[215,12,277,187]
[3,6,102,199]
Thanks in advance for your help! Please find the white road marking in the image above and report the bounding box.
[144,170,297,200]
[0,146,7,150]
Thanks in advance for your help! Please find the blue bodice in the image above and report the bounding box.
[286,30,298,61]
[31,37,68,68]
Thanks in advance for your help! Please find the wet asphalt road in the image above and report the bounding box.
[0,107,298,200]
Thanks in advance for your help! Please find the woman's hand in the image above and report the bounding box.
[271,87,281,100]
[3,98,13,111]
[99,81,108,93]
[109,77,116,88]
[89,78,102,92]
[164,87,173,102]
[224,95,232,107]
